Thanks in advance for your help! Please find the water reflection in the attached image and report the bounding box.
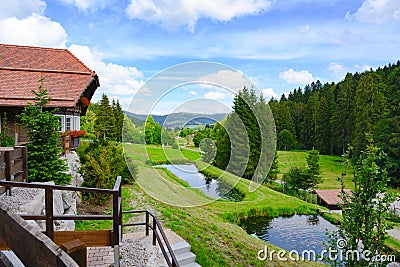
[159,164,243,201]
[240,214,338,256]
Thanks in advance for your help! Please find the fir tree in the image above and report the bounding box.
[94,94,116,139]
[266,150,279,183]
[112,99,124,142]
[353,72,387,156]
[18,78,71,184]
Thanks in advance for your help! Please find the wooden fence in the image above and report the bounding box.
[0,177,180,267]
[0,202,78,267]
[0,146,28,195]
[0,177,122,266]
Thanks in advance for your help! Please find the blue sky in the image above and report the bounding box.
[1,0,400,114]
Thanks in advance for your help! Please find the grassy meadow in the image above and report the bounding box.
[123,143,200,164]
[277,151,354,190]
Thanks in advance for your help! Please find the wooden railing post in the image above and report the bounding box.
[4,149,11,196]
[112,176,122,267]
[152,217,156,246]
[20,146,28,183]
[146,212,149,236]
[45,188,54,240]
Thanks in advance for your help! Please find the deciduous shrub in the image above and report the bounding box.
[0,112,14,147]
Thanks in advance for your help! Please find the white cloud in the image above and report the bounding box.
[0,14,67,48]
[0,0,66,48]
[261,88,278,99]
[204,91,233,100]
[0,0,46,19]
[347,0,400,23]
[198,70,254,92]
[125,0,273,32]
[60,0,113,12]
[68,44,145,107]
[329,62,371,80]
[279,68,315,84]
[189,91,198,96]
[329,62,350,80]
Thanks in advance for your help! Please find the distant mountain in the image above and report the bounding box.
[125,111,228,128]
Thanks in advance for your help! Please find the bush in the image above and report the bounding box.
[77,140,136,203]
[172,142,179,149]
[0,133,13,147]
[0,112,14,147]
[283,166,312,190]
[82,132,96,140]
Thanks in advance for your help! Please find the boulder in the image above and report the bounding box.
[19,181,76,231]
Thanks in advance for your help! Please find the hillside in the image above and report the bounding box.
[125,111,228,128]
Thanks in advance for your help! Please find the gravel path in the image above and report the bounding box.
[120,236,167,267]
[87,229,184,267]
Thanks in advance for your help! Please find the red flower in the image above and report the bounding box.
[62,130,87,138]
[80,97,90,107]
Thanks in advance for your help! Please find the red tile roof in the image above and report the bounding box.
[314,189,352,206]
[0,44,99,108]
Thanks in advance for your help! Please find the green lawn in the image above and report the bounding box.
[123,143,201,164]
[277,150,354,190]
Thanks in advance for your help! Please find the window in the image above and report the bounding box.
[74,116,80,130]
[54,115,65,132]
[65,116,73,131]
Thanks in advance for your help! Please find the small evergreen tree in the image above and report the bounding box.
[18,78,71,184]
[284,149,321,190]
[266,150,279,182]
[306,149,321,177]
[94,94,115,139]
[112,99,124,142]
[77,139,136,203]
[283,166,312,190]
[200,138,216,163]
[214,128,231,170]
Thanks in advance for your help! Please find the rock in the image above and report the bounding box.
[19,182,64,216]
[12,181,78,231]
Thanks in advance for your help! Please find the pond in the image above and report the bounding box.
[240,214,338,259]
[159,164,243,201]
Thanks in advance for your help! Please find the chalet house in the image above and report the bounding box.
[0,44,99,147]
